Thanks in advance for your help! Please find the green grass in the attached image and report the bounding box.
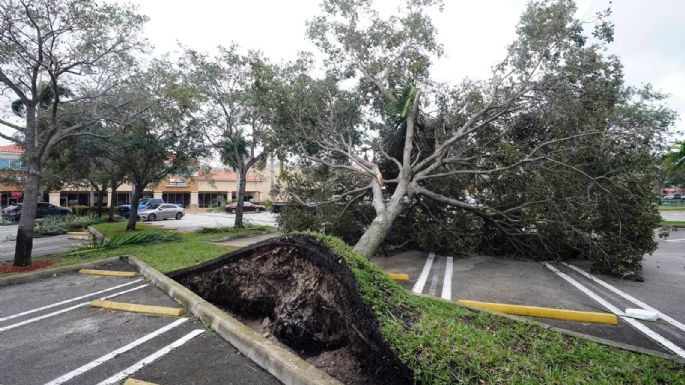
[660,220,685,228]
[311,233,685,385]
[53,222,275,273]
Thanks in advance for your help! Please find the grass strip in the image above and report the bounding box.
[50,222,276,273]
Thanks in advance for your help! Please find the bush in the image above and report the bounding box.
[277,205,321,233]
[34,214,106,236]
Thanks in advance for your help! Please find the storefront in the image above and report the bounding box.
[162,192,190,208]
[198,192,227,208]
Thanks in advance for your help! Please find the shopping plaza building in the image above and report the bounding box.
[0,144,279,209]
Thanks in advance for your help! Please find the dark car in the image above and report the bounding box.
[224,201,266,214]
[2,202,72,221]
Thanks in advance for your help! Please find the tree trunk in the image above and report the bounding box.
[352,181,407,259]
[353,202,404,259]
[14,168,41,266]
[234,168,248,228]
[126,184,143,231]
[108,184,118,222]
[96,187,104,217]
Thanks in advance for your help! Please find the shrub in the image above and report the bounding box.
[34,214,106,236]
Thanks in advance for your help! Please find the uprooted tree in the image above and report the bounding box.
[277,0,675,278]
[0,0,146,265]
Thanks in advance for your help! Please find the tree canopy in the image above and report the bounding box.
[275,0,676,278]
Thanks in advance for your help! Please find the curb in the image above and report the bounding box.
[127,255,343,385]
[87,225,105,243]
[0,256,127,287]
[424,294,684,363]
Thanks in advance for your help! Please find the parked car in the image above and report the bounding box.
[224,201,266,214]
[2,202,72,221]
[137,203,184,221]
[118,198,164,218]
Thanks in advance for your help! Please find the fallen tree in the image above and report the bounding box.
[276,0,674,278]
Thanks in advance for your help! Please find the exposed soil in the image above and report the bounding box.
[0,259,57,273]
[172,235,414,385]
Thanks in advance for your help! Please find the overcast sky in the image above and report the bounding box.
[119,0,685,137]
[2,0,683,143]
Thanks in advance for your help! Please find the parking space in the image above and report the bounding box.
[372,234,685,359]
[0,263,280,385]
[146,212,277,232]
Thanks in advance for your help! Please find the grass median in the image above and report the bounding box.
[54,222,276,273]
[660,220,685,228]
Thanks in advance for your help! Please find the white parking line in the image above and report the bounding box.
[95,329,205,385]
[0,279,143,323]
[543,263,623,314]
[441,257,453,301]
[543,262,685,359]
[412,252,434,294]
[44,318,189,385]
[0,284,148,333]
[562,262,685,334]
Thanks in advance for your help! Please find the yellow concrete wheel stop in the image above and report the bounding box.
[458,299,618,325]
[388,273,410,281]
[91,300,186,317]
[79,269,139,278]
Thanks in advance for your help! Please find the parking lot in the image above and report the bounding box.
[0,229,85,262]
[372,230,685,359]
[145,211,277,232]
[0,262,280,385]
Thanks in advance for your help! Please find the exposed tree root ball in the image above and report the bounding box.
[172,235,414,385]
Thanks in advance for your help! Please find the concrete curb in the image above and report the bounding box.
[0,256,127,287]
[418,293,684,364]
[87,225,105,243]
[127,255,343,385]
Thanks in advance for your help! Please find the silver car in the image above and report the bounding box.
[138,203,184,221]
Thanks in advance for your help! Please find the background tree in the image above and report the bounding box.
[278,0,674,278]
[182,47,279,227]
[0,0,146,265]
[107,64,207,231]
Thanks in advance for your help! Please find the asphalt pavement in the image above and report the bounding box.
[0,234,85,262]
[0,262,280,385]
[145,211,277,232]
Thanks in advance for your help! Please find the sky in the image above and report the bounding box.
[1,0,684,143]
[116,0,684,138]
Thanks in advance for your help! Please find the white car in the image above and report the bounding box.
[138,203,184,221]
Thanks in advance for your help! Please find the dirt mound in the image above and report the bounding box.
[171,235,414,385]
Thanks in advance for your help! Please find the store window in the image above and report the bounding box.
[60,192,90,207]
[0,159,22,170]
[198,192,226,208]
[162,192,190,207]
[114,193,131,206]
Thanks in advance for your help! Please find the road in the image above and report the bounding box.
[0,261,280,385]
[661,210,685,221]
[145,211,277,232]
[372,230,685,359]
